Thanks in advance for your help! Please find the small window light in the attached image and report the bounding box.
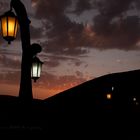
[133,97,136,102]
[112,86,114,91]
[107,93,112,100]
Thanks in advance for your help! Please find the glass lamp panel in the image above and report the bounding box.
[1,17,7,37]
[37,63,42,77]
[32,63,38,77]
[8,17,16,37]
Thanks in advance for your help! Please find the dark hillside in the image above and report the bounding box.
[0,69,140,137]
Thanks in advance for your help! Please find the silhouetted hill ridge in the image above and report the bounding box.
[0,69,139,137]
[42,69,140,137]
[44,69,140,102]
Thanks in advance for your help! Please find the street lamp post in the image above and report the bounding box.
[12,0,33,102]
[0,0,43,102]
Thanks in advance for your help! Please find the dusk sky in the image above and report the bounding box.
[0,0,140,99]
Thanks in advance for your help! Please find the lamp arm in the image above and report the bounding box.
[11,0,30,24]
[11,0,31,51]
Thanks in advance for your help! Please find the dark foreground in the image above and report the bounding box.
[0,69,140,138]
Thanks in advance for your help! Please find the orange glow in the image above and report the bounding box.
[1,17,18,38]
[0,80,85,100]
[32,81,82,99]
[106,93,112,99]
[0,83,19,97]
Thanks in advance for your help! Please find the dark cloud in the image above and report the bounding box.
[30,25,43,39]
[32,0,90,55]
[74,0,92,15]
[32,0,140,54]
[74,0,140,50]
[92,0,140,50]
[93,0,136,35]
[135,0,140,9]
[92,16,140,50]
[33,0,71,19]
[1,0,140,53]
[75,71,83,77]
[75,60,83,66]
[41,21,89,55]
[95,0,133,17]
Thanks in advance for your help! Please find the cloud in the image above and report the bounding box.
[32,0,71,19]
[93,0,138,35]
[30,25,43,39]
[38,72,86,89]
[1,0,140,53]
[74,0,92,15]
[41,54,85,68]
[41,21,90,55]
[32,0,90,55]
[0,71,20,85]
[75,70,83,77]
[75,0,140,50]
[92,0,140,50]
[44,60,60,68]
[75,60,83,66]
[32,0,140,55]
[94,0,133,17]
[0,0,9,14]
[135,0,140,9]
[0,55,20,69]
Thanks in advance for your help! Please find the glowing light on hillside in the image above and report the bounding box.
[112,86,114,91]
[133,97,136,101]
[106,93,112,100]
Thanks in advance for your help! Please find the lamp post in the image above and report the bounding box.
[0,0,43,102]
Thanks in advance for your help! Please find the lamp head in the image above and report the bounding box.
[31,56,43,82]
[1,10,18,44]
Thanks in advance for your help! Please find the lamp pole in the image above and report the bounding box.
[11,0,33,102]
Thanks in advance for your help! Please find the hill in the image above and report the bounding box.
[0,69,140,137]
[42,69,140,137]
[44,69,140,112]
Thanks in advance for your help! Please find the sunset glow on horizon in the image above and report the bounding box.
[0,0,140,99]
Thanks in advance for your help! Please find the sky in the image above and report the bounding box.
[0,0,140,99]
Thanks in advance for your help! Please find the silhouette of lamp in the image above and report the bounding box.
[0,0,43,102]
[1,10,18,44]
[31,56,43,82]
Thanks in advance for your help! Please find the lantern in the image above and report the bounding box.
[31,56,43,82]
[1,11,18,44]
